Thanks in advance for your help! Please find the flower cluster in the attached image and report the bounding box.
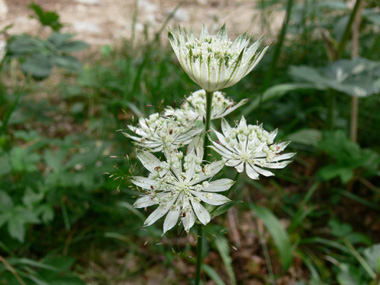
[211,117,295,180]
[164,89,247,121]
[124,112,202,152]
[168,24,268,92]
[132,137,233,233]
[123,24,294,234]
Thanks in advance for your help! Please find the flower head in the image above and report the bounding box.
[210,117,295,180]
[168,24,268,92]
[132,137,233,233]
[164,89,247,122]
[124,112,202,152]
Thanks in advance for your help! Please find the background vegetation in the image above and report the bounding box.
[0,0,380,284]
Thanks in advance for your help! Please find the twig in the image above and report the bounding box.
[0,255,26,285]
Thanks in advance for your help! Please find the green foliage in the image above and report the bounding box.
[317,130,380,183]
[28,3,63,31]
[6,33,88,79]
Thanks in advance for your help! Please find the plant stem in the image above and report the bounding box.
[195,90,213,285]
[327,89,335,130]
[350,0,364,142]
[336,0,364,58]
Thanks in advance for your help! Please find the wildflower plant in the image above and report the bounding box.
[123,24,293,284]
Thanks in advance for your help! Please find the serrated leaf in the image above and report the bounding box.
[363,244,380,273]
[249,204,293,271]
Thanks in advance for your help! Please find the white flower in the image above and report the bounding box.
[131,137,233,233]
[164,89,247,122]
[124,112,202,152]
[168,24,268,92]
[210,117,295,180]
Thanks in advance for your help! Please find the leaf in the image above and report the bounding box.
[328,219,352,237]
[28,3,62,31]
[363,244,380,273]
[286,129,322,147]
[21,54,53,79]
[337,264,362,285]
[0,191,13,211]
[214,237,236,285]
[211,201,242,218]
[249,204,293,271]
[8,218,25,242]
[52,55,82,72]
[48,33,73,48]
[58,41,89,53]
[243,83,313,115]
[202,264,225,285]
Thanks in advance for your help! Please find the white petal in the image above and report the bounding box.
[221,118,232,134]
[163,206,180,233]
[246,162,259,179]
[137,151,161,173]
[216,99,248,119]
[192,192,230,206]
[191,160,224,184]
[235,161,245,173]
[131,176,159,190]
[144,195,177,227]
[133,195,158,208]
[182,208,195,232]
[191,199,211,225]
[264,161,292,169]
[271,153,296,162]
[251,164,274,177]
[200,178,234,192]
[226,159,242,167]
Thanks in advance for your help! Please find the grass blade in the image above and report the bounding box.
[214,237,236,285]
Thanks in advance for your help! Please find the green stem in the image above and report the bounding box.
[225,172,241,199]
[195,90,213,285]
[327,89,335,130]
[336,0,364,59]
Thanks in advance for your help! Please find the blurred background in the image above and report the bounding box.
[0,0,380,284]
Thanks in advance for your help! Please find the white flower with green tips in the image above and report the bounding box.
[124,112,202,152]
[132,137,233,233]
[168,24,268,92]
[210,117,295,180]
[165,89,247,122]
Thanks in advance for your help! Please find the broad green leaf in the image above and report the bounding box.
[328,219,352,238]
[22,188,44,209]
[52,55,82,72]
[214,237,236,285]
[249,204,293,271]
[21,54,53,79]
[48,33,73,47]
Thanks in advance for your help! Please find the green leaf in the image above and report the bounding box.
[202,264,225,285]
[35,204,54,224]
[22,188,44,209]
[0,191,13,211]
[243,83,313,115]
[328,219,352,238]
[21,54,53,79]
[286,129,322,147]
[337,264,362,285]
[52,55,82,72]
[48,33,73,47]
[363,244,380,273]
[214,237,236,285]
[249,204,293,271]
[28,3,62,31]
[58,41,89,53]
[211,201,242,218]
[8,218,25,242]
